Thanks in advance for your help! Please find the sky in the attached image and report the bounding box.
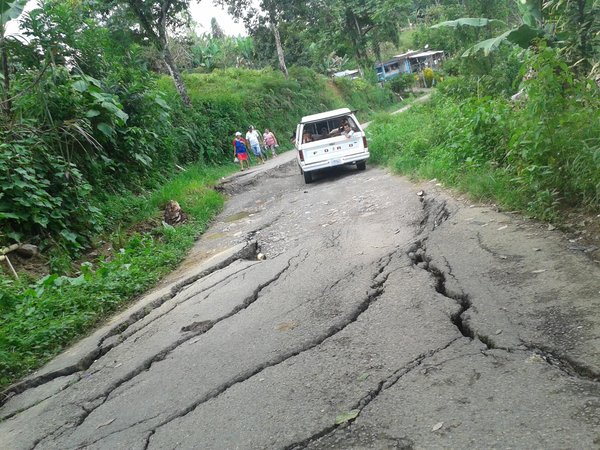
[6,1,248,37]
[189,2,248,36]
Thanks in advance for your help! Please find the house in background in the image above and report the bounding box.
[375,49,445,81]
[375,50,420,81]
[407,50,445,73]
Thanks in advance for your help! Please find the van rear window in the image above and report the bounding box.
[302,115,358,142]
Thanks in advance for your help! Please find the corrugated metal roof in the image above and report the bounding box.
[409,50,444,58]
[333,69,360,77]
[392,50,421,59]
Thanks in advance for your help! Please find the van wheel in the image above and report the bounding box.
[357,161,366,171]
[303,171,313,184]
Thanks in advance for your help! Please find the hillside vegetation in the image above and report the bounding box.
[0,65,396,388]
[369,47,599,221]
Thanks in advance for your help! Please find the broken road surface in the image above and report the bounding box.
[1,152,599,449]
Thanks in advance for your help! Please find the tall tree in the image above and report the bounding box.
[102,0,192,106]
[300,0,411,72]
[210,16,224,38]
[216,0,288,77]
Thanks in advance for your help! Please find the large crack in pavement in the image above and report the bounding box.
[519,343,600,382]
[137,251,399,449]
[414,195,600,384]
[30,249,300,449]
[1,242,259,408]
[284,337,463,450]
[407,240,478,343]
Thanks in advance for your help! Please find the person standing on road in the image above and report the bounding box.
[263,128,279,157]
[233,132,250,171]
[246,126,265,164]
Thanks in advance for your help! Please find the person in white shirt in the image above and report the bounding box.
[246,126,265,164]
[343,123,355,138]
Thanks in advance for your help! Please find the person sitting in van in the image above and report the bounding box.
[302,131,314,143]
[343,123,355,138]
[329,118,349,137]
[316,127,329,140]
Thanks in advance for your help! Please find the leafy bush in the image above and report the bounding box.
[369,47,600,220]
[388,73,415,94]
[506,46,600,214]
[423,68,435,87]
[0,126,100,248]
[0,164,228,388]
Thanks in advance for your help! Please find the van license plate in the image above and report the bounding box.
[330,159,342,166]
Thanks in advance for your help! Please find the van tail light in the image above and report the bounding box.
[362,136,368,148]
[299,149,305,162]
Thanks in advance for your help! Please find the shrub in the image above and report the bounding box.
[0,126,100,249]
[423,68,435,87]
[368,47,600,220]
[388,73,415,94]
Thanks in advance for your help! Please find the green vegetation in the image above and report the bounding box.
[368,45,600,220]
[0,66,395,388]
[0,165,228,387]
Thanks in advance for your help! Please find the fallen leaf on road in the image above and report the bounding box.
[276,320,298,332]
[96,418,115,429]
[335,410,360,425]
[495,329,503,335]
[432,422,444,431]
[356,373,370,382]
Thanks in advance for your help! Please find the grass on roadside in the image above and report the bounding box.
[367,88,599,221]
[0,163,234,390]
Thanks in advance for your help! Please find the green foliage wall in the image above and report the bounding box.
[1,59,395,253]
[368,47,600,220]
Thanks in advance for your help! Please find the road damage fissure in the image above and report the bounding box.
[282,200,468,449]
[30,247,300,449]
[139,251,400,449]
[408,240,477,343]
[283,338,462,450]
[414,196,600,383]
[1,242,260,410]
[519,343,600,382]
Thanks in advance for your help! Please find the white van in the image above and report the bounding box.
[295,108,369,184]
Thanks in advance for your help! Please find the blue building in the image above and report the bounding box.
[375,50,444,81]
[375,51,419,81]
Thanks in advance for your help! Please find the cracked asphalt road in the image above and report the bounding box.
[1,151,600,449]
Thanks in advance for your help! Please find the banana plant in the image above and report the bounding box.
[0,0,26,25]
[1,0,27,115]
[432,0,547,57]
